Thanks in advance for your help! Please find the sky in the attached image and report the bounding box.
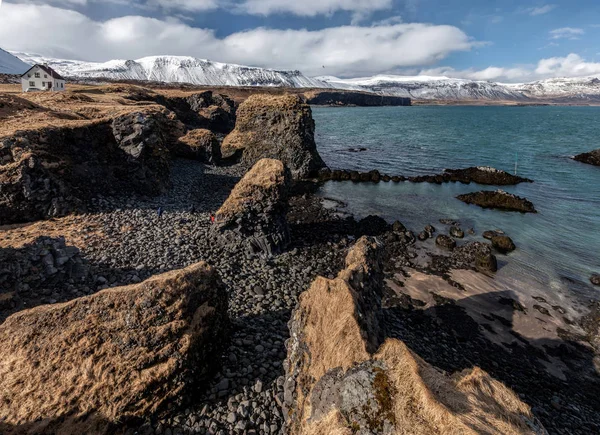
[0,0,599,82]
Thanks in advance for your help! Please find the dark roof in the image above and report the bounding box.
[21,64,66,81]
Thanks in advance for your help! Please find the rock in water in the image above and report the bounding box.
[449,225,465,238]
[175,129,221,163]
[221,95,326,179]
[590,274,600,286]
[457,190,537,213]
[283,237,545,435]
[0,262,228,434]
[444,166,533,185]
[475,245,499,273]
[436,234,457,250]
[573,149,600,167]
[213,158,291,257]
[491,235,517,254]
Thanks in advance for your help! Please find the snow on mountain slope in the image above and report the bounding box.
[12,52,329,88]
[0,48,31,75]
[316,75,528,101]
[506,75,600,100]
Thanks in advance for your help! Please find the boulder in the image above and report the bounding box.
[175,129,221,163]
[457,190,537,213]
[491,235,517,254]
[212,158,291,257]
[284,237,545,435]
[221,95,326,179]
[0,109,178,224]
[436,234,457,250]
[355,215,389,237]
[589,274,600,286]
[573,149,600,167]
[0,262,228,434]
[424,224,436,236]
[444,166,533,185]
[449,225,465,239]
[483,230,503,240]
[475,246,499,273]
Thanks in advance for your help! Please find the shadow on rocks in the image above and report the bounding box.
[383,290,600,434]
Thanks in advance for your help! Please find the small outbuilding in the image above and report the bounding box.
[21,64,66,92]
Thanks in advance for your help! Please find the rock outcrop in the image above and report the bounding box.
[212,158,291,257]
[573,149,600,167]
[435,234,457,250]
[0,108,181,224]
[444,166,533,185]
[0,262,228,434]
[222,95,326,179]
[175,129,221,163]
[457,190,537,213]
[284,237,544,435]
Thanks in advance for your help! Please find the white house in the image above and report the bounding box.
[21,64,66,92]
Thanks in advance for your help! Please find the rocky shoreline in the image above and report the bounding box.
[1,85,599,434]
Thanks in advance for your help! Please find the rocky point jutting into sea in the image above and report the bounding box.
[0,82,599,435]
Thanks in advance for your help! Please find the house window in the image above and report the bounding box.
[42,82,46,87]
[27,74,31,78]
[29,81,35,87]
[44,74,47,78]
[34,72,40,78]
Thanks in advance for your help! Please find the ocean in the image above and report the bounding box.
[312,105,600,303]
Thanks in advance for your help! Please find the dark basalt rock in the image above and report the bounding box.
[418,231,429,241]
[457,190,537,213]
[590,274,600,286]
[491,235,516,254]
[356,215,389,237]
[424,224,436,236]
[212,159,291,258]
[475,246,498,273]
[436,235,456,251]
[444,166,533,185]
[449,226,465,239]
[221,94,326,179]
[573,149,600,167]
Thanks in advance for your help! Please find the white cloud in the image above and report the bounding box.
[237,0,392,17]
[550,27,584,40]
[419,53,600,83]
[149,0,219,12]
[525,4,557,16]
[0,3,479,77]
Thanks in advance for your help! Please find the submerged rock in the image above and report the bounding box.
[573,149,600,167]
[457,190,537,213]
[449,225,465,238]
[590,274,600,286]
[283,237,545,435]
[221,94,326,179]
[0,262,228,434]
[213,158,291,257]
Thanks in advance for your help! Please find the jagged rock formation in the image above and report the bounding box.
[444,166,533,185]
[573,149,600,167]
[0,107,182,224]
[0,262,228,435]
[222,95,326,179]
[153,91,236,134]
[284,236,545,435]
[212,158,291,257]
[457,190,537,213]
[175,129,221,163]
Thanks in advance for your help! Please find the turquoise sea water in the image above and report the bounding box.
[312,106,600,301]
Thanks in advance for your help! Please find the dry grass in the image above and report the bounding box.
[0,215,104,249]
[178,129,214,149]
[293,237,543,435]
[215,158,286,217]
[0,262,223,434]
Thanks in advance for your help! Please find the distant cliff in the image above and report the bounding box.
[304,90,411,106]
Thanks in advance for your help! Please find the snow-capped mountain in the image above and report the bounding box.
[12,52,328,88]
[0,48,31,75]
[9,51,600,102]
[316,75,528,101]
[506,75,600,101]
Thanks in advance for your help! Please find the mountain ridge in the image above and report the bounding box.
[9,51,600,102]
